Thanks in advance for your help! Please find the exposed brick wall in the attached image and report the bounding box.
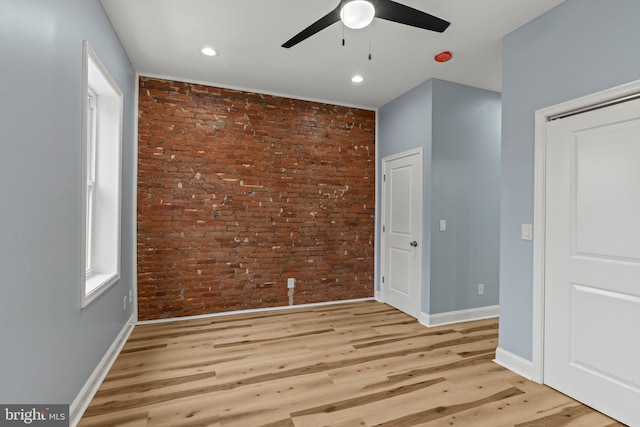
[137,77,376,320]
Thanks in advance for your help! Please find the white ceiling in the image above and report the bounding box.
[100,0,565,109]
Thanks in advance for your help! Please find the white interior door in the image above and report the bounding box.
[382,149,422,318]
[544,98,640,426]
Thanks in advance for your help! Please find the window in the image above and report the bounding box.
[86,88,97,275]
[81,41,123,307]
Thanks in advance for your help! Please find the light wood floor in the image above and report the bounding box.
[79,301,625,426]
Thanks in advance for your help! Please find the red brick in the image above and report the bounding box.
[137,77,375,320]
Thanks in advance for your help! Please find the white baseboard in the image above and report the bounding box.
[494,347,534,380]
[374,290,383,302]
[70,314,135,427]
[136,297,376,325]
[419,305,499,327]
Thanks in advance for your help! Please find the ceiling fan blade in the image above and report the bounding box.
[375,0,450,32]
[282,4,342,48]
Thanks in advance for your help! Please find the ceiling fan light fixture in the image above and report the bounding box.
[201,47,218,57]
[340,0,375,30]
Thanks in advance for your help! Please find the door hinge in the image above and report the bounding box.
[382,276,385,284]
[383,174,386,182]
[382,225,385,232]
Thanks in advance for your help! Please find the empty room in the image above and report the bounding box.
[1,0,638,426]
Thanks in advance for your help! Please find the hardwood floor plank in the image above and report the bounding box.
[514,404,605,427]
[352,329,458,349]
[365,353,495,389]
[78,409,149,427]
[213,328,335,348]
[427,387,569,426]
[79,302,624,426]
[258,418,296,427]
[119,344,168,354]
[371,319,417,328]
[126,324,251,344]
[93,371,217,398]
[456,348,496,358]
[141,374,335,426]
[99,354,233,391]
[291,378,446,417]
[370,387,526,427]
[458,322,499,335]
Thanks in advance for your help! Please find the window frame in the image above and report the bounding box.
[85,87,97,276]
[81,41,123,308]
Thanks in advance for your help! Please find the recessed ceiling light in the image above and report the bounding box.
[351,75,364,83]
[201,47,218,57]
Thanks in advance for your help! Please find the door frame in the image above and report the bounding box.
[379,147,423,310]
[532,78,640,383]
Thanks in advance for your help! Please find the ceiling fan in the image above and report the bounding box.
[282,0,450,49]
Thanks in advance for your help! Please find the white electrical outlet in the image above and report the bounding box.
[439,220,447,231]
[129,289,133,303]
[123,296,127,311]
[478,284,485,295]
[287,278,295,289]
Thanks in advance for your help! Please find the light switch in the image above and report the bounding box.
[439,220,446,231]
[522,224,533,240]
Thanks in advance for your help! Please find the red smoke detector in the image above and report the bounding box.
[434,51,453,63]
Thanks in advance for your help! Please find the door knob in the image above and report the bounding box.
[410,241,418,247]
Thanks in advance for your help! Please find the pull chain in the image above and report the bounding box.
[341,0,346,46]
[368,23,373,60]
[342,21,345,46]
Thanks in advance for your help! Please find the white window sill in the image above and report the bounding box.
[83,271,119,307]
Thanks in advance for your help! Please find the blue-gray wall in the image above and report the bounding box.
[378,79,433,311]
[0,0,135,404]
[378,79,501,315]
[499,0,640,360]
[430,80,501,314]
